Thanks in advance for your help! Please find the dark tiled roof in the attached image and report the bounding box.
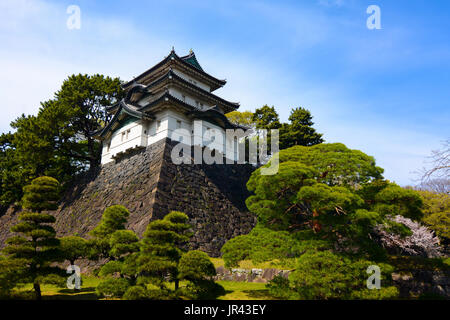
[180,51,203,71]
[134,69,239,112]
[123,49,226,91]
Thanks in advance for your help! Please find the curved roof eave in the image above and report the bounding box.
[122,50,226,91]
[136,69,239,111]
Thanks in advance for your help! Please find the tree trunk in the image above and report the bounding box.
[312,209,321,233]
[175,279,179,291]
[34,282,42,300]
[87,137,98,172]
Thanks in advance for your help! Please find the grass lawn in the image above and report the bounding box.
[14,275,274,300]
[17,275,101,300]
[217,281,273,300]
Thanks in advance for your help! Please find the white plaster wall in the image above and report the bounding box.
[172,68,210,92]
[101,120,146,164]
[101,108,239,164]
[168,88,210,111]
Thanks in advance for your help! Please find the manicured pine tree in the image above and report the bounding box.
[0,255,27,298]
[88,205,130,260]
[60,235,88,266]
[96,229,140,298]
[178,250,224,299]
[2,176,64,300]
[138,211,192,291]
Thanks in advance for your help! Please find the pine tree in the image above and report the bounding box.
[178,250,224,299]
[60,236,88,266]
[88,205,130,260]
[96,230,140,298]
[138,211,192,291]
[280,107,324,148]
[2,177,64,300]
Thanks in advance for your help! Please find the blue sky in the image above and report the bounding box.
[0,0,449,185]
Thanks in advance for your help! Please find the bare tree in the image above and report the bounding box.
[416,178,450,194]
[420,139,450,185]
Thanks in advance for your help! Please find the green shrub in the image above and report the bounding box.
[267,250,398,300]
[417,190,450,241]
[221,225,331,268]
[96,278,130,298]
[178,250,216,281]
[183,280,226,300]
[266,275,292,300]
[123,286,149,300]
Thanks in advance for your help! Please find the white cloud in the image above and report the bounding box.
[0,0,443,187]
[318,0,345,7]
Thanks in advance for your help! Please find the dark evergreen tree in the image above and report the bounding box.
[96,230,140,299]
[60,235,88,266]
[279,107,324,148]
[88,205,130,260]
[178,250,224,299]
[2,177,64,300]
[0,74,123,207]
[138,211,192,291]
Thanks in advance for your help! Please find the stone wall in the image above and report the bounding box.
[214,266,291,283]
[392,270,450,299]
[0,138,257,257]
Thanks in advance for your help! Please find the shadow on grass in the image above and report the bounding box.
[44,293,98,300]
[243,289,272,299]
[44,287,99,300]
[57,287,96,294]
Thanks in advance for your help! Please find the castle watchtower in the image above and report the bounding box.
[95,49,243,164]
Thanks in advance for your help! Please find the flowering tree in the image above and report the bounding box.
[374,215,442,258]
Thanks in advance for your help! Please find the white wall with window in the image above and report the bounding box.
[101,108,239,164]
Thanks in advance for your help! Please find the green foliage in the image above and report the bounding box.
[225,110,256,128]
[423,212,450,241]
[89,205,130,259]
[221,225,331,268]
[90,205,130,239]
[279,107,324,148]
[96,278,130,299]
[266,275,292,299]
[242,143,427,261]
[268,250,398,300]
[179,250,216,281]
[251,105,323,151]
[0,257,27,298]
[246,143,382,231]
[21,177,60,212]
[98,230,140,281]
[91,208,140,299]
[0,74,124,207]
[0,132,29,207]
[138,211,192,290]
[122,285,150,300]
[182,280,226,300]
[178,250,223,300]
[417,190,450,240]
[59,236,88,265]
[1,177,65,300]
[109,230,140,257]
[253,105,281,130]
[372,184,423,220]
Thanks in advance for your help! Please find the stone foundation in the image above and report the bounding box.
[0,138,257,257]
